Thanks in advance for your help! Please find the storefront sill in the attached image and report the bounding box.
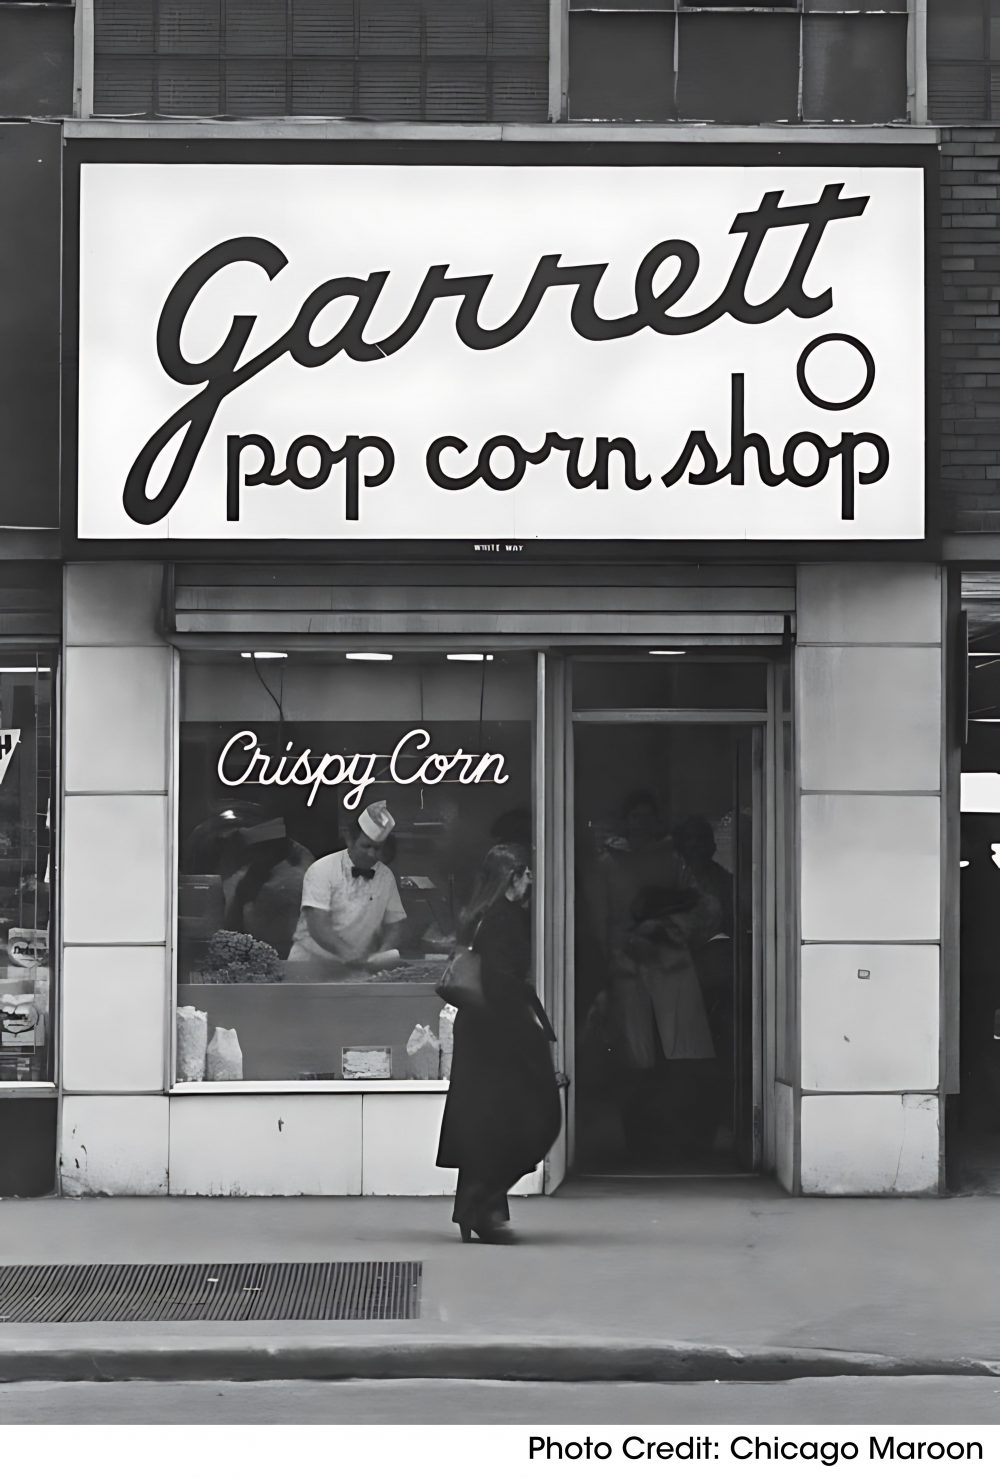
[0,1083,57,1097]
[169,1080,448,1094]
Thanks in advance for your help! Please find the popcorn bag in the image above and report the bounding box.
[438,1003,457,1081]
[405,1023,440,1080]
[176,1005,208,1082]
[207,1025,244,1082]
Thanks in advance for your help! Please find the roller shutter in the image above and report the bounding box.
[166,562,794,645]
[0,565,61,641]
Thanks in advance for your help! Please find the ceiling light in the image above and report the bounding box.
[345,652,393,661]
[240,651,287,660]
[0,667,51,673]
[446,654,494,662]
[648,649,686,657]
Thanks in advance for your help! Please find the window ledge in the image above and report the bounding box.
[170,1079,448,1094]
[64,119,941,145]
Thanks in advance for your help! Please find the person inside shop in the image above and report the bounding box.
[620,882,718,1154]
[672,815,734,938]
[180,801,314,962]
[672,814,736,1142]
[960,816,1000,1132]
[285,801,407,981]
[590,789,721,1162]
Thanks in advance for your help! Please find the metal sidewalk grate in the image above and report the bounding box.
[0,1261,422,1323]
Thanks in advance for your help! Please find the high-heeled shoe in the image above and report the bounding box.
[471,1219,517,1245]
[457,1219,517,1244]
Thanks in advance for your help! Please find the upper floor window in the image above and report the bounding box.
[92,0,548,122]
[928,0,1000,122]
[569,0,908,124]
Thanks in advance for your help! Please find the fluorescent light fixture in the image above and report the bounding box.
[240,651,287,660]
[648,650,686,657]
[0,667,51,674]
[345,652,393,661]
[446,654,494,662]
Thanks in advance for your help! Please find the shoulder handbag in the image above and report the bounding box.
[436,924,487,1011]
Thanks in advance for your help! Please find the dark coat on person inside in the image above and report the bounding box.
[436,898,562,1188]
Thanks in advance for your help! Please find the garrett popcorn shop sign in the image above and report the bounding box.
[73,158,926,543]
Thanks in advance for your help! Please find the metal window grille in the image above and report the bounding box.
[927,0,1000,123]
[93,0,548,121]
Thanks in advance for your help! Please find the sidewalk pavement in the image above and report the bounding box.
[1,1179,1000,1383]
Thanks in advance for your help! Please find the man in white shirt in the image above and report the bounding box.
[286,801,407,979]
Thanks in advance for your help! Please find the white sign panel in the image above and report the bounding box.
[0,729,20,787]
[76,162,925,542]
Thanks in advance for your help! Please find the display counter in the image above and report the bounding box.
[178,957,451,1083]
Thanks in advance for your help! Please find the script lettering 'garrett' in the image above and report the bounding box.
[122,184,868,527]
[217,729,509,810]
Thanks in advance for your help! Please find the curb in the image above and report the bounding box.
[1,1335,1000,1384]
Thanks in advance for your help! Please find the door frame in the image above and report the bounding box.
[541,656,786,1188]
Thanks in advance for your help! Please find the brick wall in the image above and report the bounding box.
[941,129,1000,533]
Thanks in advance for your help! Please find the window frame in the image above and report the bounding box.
[0,645,59,1097]
[168,645,548,1095]
[566,1,914,124]
[74,0,922,124]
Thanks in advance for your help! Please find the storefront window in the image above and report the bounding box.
[0,653,55,1084]
[175,652,535,1085]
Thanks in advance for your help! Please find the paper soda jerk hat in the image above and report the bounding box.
[359,801,395,844]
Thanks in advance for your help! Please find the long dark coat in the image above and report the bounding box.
[436,899,562,1186]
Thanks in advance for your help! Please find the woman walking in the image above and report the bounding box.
[436,842,562,1244]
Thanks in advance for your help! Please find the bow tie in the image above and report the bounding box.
[352,866,376,881]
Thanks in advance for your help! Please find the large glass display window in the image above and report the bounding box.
[175,651,535,1086]
[0,652,55,1085]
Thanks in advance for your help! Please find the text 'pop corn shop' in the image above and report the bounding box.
[54,138,946,1199]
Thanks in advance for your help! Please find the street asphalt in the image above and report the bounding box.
[7,1377,1000,1425]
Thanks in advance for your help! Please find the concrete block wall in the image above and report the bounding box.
[793,564,944,1195]
[941,129,1000,533]
[60,564,172,1194]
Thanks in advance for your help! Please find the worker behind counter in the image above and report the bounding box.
[284,801,407,982]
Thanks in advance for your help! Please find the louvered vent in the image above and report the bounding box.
[0,1262,422,1323]
[93,0,549,121]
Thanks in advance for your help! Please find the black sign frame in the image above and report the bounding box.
[61,136,940,563]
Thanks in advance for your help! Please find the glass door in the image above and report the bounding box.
[569,659,767,1177]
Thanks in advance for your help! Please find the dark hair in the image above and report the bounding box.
[458,842,530,943]
[622,788,658,819]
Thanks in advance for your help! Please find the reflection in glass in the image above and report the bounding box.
[0,654,54,1084]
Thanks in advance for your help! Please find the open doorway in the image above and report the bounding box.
[955,811,1000,1189]
[571,700,762,1176]
[954,585,1000,1189]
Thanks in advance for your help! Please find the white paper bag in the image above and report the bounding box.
[405,1023,440,1080]
[176,1005,208,1082]
[207,1025,244,1082]
[438,1003,457,1080]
